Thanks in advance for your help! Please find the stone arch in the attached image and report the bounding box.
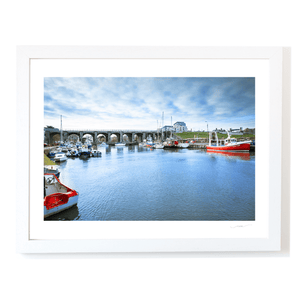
[67,133,80,143]
[133,133,140,142]
[97,133,108,143]
[51,133,61,144]
[82,133,94,143]
[110,133,119,143]
[123,134,129,142]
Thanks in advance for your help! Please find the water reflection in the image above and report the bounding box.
[45,204,79,221]
[206,150,251,160]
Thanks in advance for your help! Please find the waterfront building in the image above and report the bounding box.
[161,125,175,132]
[173,122,187,133]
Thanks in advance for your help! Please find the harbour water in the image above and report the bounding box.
[45,145,255,221]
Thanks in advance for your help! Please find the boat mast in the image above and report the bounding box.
[170,116,172,138]
[162,112,164,142]
[60,115,62,143]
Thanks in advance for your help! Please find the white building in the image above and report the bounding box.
[173,121,187,133]
[161,125,175,132]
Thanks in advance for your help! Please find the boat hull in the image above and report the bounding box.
[178,143,189,148]
[206,143,250,152]
[44,173,79,218]
[91,152,102,157]
[44,194,78,218]
[54,157,67,162]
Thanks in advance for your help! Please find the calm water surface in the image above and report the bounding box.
[46,145,255,221]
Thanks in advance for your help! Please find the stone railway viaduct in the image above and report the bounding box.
[44,128,172,145]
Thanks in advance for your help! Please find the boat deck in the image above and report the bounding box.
[45,181,68,196]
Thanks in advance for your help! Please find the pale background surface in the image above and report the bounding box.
[1,1,298,300]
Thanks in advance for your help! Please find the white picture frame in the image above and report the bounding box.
[16,46,286,253]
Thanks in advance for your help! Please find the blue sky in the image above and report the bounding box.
[44,77,255,131]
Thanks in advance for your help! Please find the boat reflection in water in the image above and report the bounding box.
[206,150,251,160]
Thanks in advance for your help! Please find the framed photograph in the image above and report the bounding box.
[16,46,284,253]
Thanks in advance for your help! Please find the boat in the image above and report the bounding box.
[47,150,58,158]
[206,130,251,152]
[154,143,164,149]
[53,152,67,162]
[79,148,92,158]
[178,142,190,148]
[100,142,108,147]
[68,148,79,157]
[91,149,102,157]
[163,140,179,149]
[44,165,60,178]
[115,142,126,146]
[44,173,79,218]
[61,147,69,153]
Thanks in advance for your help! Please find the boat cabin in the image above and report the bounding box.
[225,138,237,145]
[209,131,237,147]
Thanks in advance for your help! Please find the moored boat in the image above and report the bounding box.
[44,173,79,218]
[79,148,92,158]
[163,139,179,149]
[115,142,126,146]
[53,152,67,162]
[68,148,79,157]
[91,149,102,157]
[178,142,190,148]
[206,130,251,152]
[44,165,60,178]
[154,143,164,149]
[47,150,58,158]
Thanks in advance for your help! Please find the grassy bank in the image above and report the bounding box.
[175,132,255,139]
[44,154,56,166]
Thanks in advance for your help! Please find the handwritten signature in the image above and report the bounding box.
[230,224,252,229]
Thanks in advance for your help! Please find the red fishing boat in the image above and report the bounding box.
[44,173,79,218]
[206,130,251,152]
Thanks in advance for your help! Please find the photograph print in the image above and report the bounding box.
[43,77,255,221]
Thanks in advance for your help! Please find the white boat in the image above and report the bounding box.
[178,142,190,148]
[47,150,58,158]
[115,142,126,146]
[44,173,79,218]
[68,148,79,157]
[91,149,102,157]
[53,152,67,162]
[61,147,69,153]
[100,142,108,147]
[44,165,60,178]
[154,144,164,149]
[79,148,92,158]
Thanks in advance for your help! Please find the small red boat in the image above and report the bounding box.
[206,130,251,152]
[44,173,79,218]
